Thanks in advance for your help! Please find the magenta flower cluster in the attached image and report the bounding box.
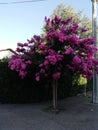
[9,55,32,79]
[9,16,98,81]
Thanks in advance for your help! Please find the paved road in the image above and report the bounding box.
[0,93,98,130]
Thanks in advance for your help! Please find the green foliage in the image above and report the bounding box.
[0,62,86,103]
[70,75,87,96]
[0,61,48,103]
[78,76,87,86]
[0,56,9,63]
[87,79,92,91]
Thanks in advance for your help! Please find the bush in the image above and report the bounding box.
[0,61,86,103]
[0,61,47,103]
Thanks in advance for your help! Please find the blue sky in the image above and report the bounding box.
[0,0,92,57]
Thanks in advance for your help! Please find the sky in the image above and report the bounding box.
[0,0,93,58]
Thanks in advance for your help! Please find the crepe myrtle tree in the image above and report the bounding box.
[9,16,98,112]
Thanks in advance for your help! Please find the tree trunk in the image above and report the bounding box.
[52,79,59,112]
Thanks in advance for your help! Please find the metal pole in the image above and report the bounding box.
[92,0,98,103]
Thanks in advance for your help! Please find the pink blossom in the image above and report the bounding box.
[46,55,57,65]
[21,63,27,70]
[10,64,15,70]
[54,31,66,42]
[19,71,27,79]
[16,48,21,52]
[81,28,87,33]
[48,49,55,55]
[39,64,43,67]
[44,60,49,66]
[82,64,88,72]
[38,43,45,50]
[40,69,45,74]
[27,38,34,43]
[24,43,28,46]
[93,59,98,64]
[65,47,74,55]
[36,75,40,81]
[72,56,81,64]
[17,43,24,47]
[88,54,94,59]
[52,72,61,79]
[26,60,32,65]
[56,54,63,61]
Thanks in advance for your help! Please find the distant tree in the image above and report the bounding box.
[51,4,80,21]
[42,4,92,37]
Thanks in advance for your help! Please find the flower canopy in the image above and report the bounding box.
[9,16,98,81]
